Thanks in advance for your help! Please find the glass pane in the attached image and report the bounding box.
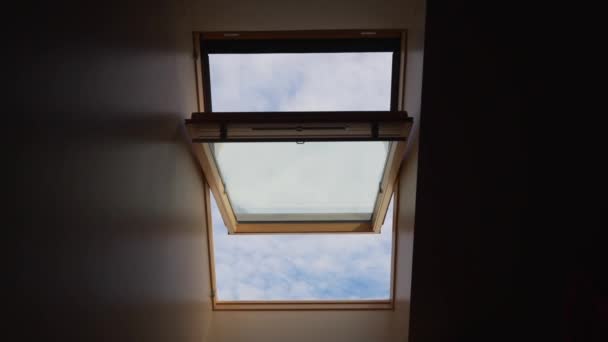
[208,52,393,112]
[213,141,390,222]
[212,193,394,300]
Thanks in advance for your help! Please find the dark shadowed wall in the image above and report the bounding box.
[13,1,213,340]
[408,1,529,341]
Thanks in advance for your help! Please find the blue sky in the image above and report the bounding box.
[211,196,394,300]
[209,53,393,112]
[208,52,394,301]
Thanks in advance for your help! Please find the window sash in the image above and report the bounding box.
[188,30,410,234]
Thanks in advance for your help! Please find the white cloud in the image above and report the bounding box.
[236,283,266,299]
[212,197,394,301]
[209,53,392,112]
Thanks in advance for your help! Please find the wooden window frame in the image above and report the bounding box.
[188,29,410,235]
[203,179,401,311]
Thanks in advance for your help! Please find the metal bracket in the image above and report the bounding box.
[220,123,227,140]
[371,122,379,139]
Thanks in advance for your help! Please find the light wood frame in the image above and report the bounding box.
[203,179,400,311]
[189,29,410,235]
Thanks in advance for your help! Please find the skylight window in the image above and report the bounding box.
[186,30,412,235]
[187,30,411,310]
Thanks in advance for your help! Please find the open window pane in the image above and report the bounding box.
[208,53,393,112]
[212,193,395,301]
[187,32,410,235]
[213,141,390,222]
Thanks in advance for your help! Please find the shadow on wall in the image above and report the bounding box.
[12,0,214,340]
[15,115,212,341]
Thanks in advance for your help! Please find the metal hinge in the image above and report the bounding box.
[210,289,215,298]
[371,122,379,139]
